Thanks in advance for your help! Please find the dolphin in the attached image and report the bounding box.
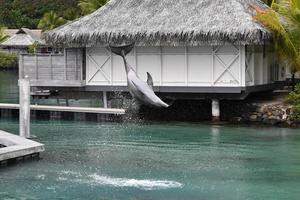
[108,44,169,108]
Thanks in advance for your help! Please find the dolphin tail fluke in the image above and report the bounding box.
[108,43,135,57]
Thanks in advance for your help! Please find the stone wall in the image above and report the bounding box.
[221,100,299,127]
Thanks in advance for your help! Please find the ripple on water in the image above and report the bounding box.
[58,170,183,191]
[88,174,183,190]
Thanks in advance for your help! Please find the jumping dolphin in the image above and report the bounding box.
[108,44,169,108]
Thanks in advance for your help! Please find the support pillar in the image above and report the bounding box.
[212,99,220,121]
[103,91,108,108]
[19,78,30,138]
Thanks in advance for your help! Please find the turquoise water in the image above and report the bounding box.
[0,70,19,103]
[0,119,300,200]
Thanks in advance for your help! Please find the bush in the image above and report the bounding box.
[286,84,300,120]
[0,52,18,69]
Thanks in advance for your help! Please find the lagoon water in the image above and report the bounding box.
[0,119,300,199]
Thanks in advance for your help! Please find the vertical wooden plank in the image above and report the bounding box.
[133,46,137,73]
[64,48,67,80]
[50,54,53,80]
[110,51,113,85]
[185,46,188,86]
[35,54,38,80]
[160,46,163,86]
[211,46,215,86]
[240,45,246,87]
[75,49,79,80]
[82,48,86,81]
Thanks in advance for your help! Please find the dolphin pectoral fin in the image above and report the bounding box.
[146,72,154,89]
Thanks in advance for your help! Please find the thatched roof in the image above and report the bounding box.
[1,28,43,47]
[44,0,270,47]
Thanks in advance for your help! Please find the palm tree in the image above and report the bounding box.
[63,8,81,21]
[0,26,8,43]
[254,0,300,89]
[38,11,66,32]
[78,0,107,15]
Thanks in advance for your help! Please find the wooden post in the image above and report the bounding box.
[212,99,220,121]
[19,78,30,138]
[103,91,108,108]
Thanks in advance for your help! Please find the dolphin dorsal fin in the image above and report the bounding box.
[147,72,154,89]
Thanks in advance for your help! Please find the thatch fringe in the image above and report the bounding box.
[44,0,271,47]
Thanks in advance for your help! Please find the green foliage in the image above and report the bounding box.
[0,0,108,29]
[0,52,18,69]
[254,0,300,73]
[0,0,78,29]
[38,11,66,32]
[286,84,300,120]
[28,41,39,54]
[63,8,81,21]
[78,0,106,15]
[0,26,8,43]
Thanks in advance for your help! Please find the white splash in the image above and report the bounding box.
[88,174,183,190]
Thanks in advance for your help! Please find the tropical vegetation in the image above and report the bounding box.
[254,0,300,89]
[0,26,8,43]
[79,0,107,15]
[38,11,66,32]
[0,0,106,31]
[0,52,18,69]
[286,84,300,120]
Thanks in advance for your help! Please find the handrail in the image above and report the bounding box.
[20,53,64,56]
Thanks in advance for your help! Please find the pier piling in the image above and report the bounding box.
[19,78,30,138]
[212,99,220,121]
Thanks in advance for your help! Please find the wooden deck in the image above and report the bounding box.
[0,130,44,162]
[0,103,126,115]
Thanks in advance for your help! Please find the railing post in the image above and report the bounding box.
[19,77,30,138]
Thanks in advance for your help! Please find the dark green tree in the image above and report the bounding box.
[38,11,66,32]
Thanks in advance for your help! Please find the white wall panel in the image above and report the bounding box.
[86,45,244,87]
[188,55,212,83]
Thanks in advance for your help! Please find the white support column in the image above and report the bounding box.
[103,91,108,108]
[19,77,30,138]
[212,99,220,121]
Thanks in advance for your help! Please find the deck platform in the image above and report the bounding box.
[0,130,45,162]
[0,103,126,115]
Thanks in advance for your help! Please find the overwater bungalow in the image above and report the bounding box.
[0,28,59,54]
[18,0,288,118]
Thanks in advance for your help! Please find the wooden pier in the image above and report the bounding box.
[0,130,44,163]
[0,103,126,115]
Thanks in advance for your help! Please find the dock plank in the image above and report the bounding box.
[0,130,45,162]
[0,103,125,115]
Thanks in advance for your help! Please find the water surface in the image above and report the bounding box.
[0,119,300,200]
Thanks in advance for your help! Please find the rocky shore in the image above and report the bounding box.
[221,96,299,127]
